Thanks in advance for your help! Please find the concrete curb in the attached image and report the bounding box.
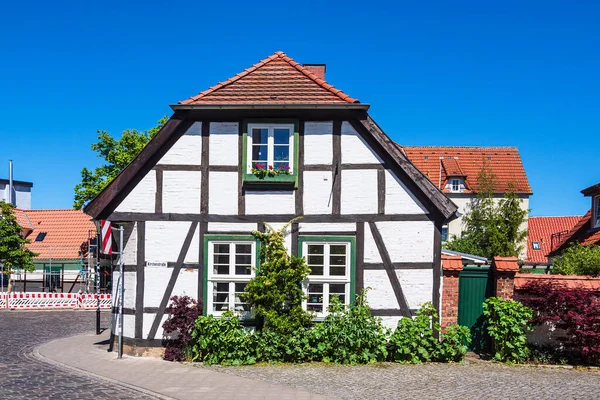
[32,338,176,400]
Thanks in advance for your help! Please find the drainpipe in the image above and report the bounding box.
[8,160,13,205]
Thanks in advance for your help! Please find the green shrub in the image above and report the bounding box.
[312,291,389,364]
[552,242,600,276]
[190,312,255,365]
[435,324,471,362]
[253,328,316,363]
[482,297,533,363]
[388,302,471,364]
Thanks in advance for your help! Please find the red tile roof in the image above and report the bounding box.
[550,209,600,255]
[15,209,96,260]
[441,254,463,271]
[179,51,359,105]
[493,256,519,272]
[401,146,532,194]
[526,216,582,264]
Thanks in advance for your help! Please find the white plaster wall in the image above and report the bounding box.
[143,313,168,339]
[145,221,199,263]
[209,122,239,166]
[396,269,433,309]
[341,121,382,164]
[298,223,356,233]
[364,270,397,309]
[381,317,402,332]
[207,222,257,233]
[303,171,333,214]
[157,122,202,165]
[144,267,198,308]
[385,169,428,214]
[112,270,136,309]
[364,225,383,263]
[376,221,433,263]
[162,171,201,214]
[304,121,333,165]
[122,222,137,265]
[341,169,378,214]
[209,172,237,214]
[0,184,31,209]
[245,191,295,215]
[115,170,155,213]
[122,314,135,338]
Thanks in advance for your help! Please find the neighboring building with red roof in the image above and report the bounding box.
[549,182,600,257]
[9,208,98,293]
[525,216,581,268]
[401,146,532,255]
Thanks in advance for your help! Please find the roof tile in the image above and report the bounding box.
[179,52,359,105]
[526,216,582,264]
[401,146,532,194]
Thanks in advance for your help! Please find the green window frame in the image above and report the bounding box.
[298,236,356,318]
[242,119,299,187]
[203,235,261,317]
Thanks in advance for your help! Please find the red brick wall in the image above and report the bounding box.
[495,272,516,300]
[441,270,461,329]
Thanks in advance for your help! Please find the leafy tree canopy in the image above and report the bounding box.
[444,165,528,260]
[0,201,36,275]
[73,116,168,209]
[552,242,600,276]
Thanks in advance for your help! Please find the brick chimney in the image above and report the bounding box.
[303,64,326,80]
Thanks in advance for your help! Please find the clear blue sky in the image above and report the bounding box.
[0,0,597,216]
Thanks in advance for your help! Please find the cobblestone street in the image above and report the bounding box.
[0,310,153,399]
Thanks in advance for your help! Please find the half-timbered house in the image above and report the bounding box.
[84,51,458,351]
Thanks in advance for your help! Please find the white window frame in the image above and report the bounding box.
[450,179,461,193]
[301,241,352,319]
[206,240,256,317]
[246,123,295,174]
[594,195,600,229]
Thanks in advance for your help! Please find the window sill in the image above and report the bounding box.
[243,173,297,188]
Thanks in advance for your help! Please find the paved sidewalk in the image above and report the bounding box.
[35,331,332,400]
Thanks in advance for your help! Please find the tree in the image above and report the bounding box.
[241,219,313,334]
[73,116,168,209]
[444,165,528,260]
[552,242,600,276]
[0,201,36,292]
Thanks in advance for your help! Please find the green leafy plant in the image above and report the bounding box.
[482,297,533,363]
[251,163,291,179]
[552,242,600,276]
[388,302,471,364]
[241,219,312,334]
[312,291,389,364]
[190,312,255,365]
[253,328,316,363]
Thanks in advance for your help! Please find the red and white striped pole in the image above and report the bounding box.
[101,220,113,255]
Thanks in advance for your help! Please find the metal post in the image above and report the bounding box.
[118,225,124,359]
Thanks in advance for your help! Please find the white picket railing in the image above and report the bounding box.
[0,292,111,310]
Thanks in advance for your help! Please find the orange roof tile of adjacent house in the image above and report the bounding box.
[15,209,96,260]
[401,146,532,194]
[178,51,359,105]
[526,216,582,264]
[550,209,600,255]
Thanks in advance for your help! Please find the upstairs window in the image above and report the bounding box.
[247,123,295,175]
[450,179,461,193]
[594,196,600,228]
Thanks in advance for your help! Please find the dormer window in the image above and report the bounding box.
[594,195,600,228]
[532,241,541,250]
[450,179,461,193]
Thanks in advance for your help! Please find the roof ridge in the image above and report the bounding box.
[530,215,583,218]
[402,145,519,149]
[179,51,358,104]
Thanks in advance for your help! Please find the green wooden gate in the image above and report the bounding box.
[458,265,493,351]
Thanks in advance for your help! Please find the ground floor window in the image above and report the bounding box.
[299,236,355,318]
[204,236,258,318]
[43,265,63,292]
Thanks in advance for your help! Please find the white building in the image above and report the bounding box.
[84,51,458,352]
[0,178,33,209]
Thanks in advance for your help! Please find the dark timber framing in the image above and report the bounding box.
[331,120,342,215]
[295,121,305,215]
[237,121,245,215]
[147,221,198,340]
[155,170,163,214]
[198,221,208,303]
[368,222,411,316]
[377,168,385,214]
[135,222,145,338]
[200,122,210,214]
[355,222,364,297]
